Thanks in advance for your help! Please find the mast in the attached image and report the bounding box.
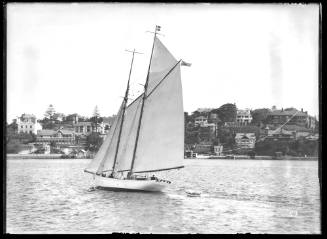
[111,49,141,173]
[128,25,160,177]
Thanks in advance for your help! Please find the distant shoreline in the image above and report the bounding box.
[6,154,318,161]
[187,155,318,161]
[6,154,88,159]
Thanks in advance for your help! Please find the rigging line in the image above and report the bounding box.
[145,60,182,99]
[129,25,159,177]
[114,98,142,170]
[117,165,184,173]
[126,93,143,109]
[127,60,181,108]
[111,49,138,173]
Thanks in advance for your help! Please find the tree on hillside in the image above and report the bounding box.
[92,105,101,133]
[44,104,56,119]
[90,116,103,124]
[86,132,103,152]
[184,112,194,124]
[251,108,271,126]
[217,127,235,149]
[7,120,18,133]
[185,125,200,145]
[216,103,237,123]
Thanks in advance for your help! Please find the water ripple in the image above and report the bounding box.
[6,159,320,234]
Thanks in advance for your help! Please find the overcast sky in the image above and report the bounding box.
[7,3,319,122]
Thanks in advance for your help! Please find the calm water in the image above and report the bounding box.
[6,159,320,234]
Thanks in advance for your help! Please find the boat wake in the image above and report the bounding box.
[87,186,97,192]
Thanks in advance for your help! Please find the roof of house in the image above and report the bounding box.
[267,109,308,117]
[20,113,36,118]
[37,129,74,136]
[58,129,74,135]
[37,129,57,136]
[235,133,256,139]
[237,109,251,115]
[74,122,93,126]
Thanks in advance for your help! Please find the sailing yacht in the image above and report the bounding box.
[84,26,189,192]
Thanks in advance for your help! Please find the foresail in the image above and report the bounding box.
[97,104,125,173]
[84,103,123,174]
[133,64,184,172]
[113,95,143,172]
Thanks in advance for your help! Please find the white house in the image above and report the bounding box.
[214,145,223,155]
[74,121,106,135]
[17,113,42,134]
[194,116,208,126]
[236,109,252,126]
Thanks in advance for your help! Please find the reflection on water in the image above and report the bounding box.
[6,159,320,234]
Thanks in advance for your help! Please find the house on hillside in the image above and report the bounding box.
[64,114,80,124]
[36,129,75,145]
[266,108,315,129]
[73,121,106,135]
[236,108,252,126]
[264,125,312,140]
[213,145,223,155]
[235,133,256,149]
[17,113,42,134]
[194,116,208,126]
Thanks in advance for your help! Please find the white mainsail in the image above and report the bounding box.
[147,37,179,93]
[133,64,184,172]
[131,37,184,173]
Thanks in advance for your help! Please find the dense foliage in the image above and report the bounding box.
[250,108,271,125]
[255,139,318,156]
[216,103,237,123]
[6,122,36,153]
[86,132,103,151]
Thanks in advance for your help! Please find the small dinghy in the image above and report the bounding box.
[87,186,97,192]
[186,190,201,197]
